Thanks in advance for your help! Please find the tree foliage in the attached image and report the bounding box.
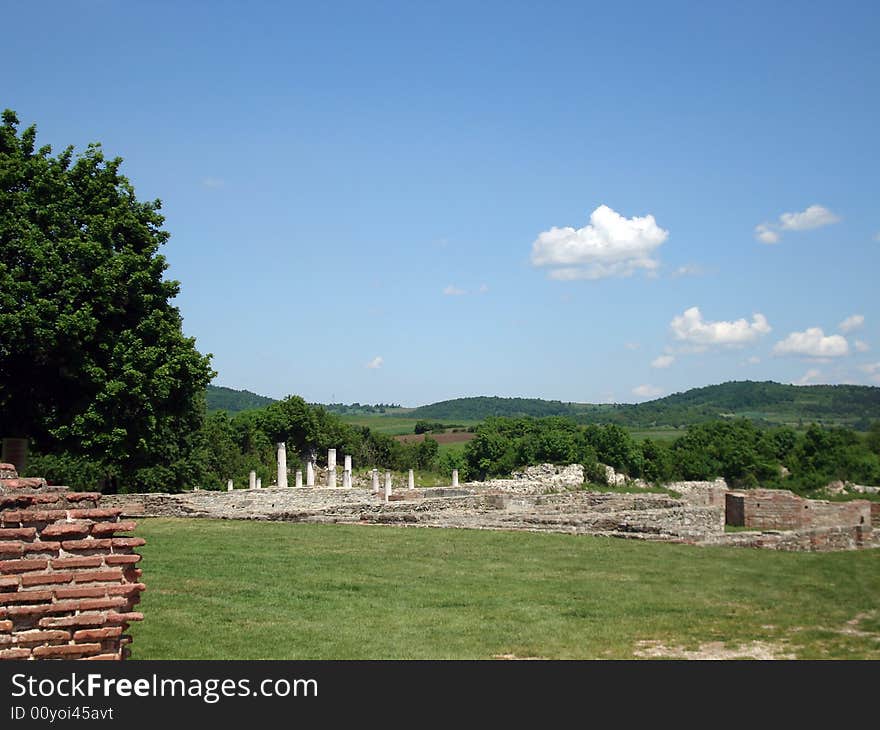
[1,110,214,491]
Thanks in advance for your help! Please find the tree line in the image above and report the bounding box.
[457,416,880,492]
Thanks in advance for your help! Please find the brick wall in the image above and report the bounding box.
[725,488,871,531]
[0,463,145,660]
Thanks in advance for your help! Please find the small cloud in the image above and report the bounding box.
[670,307,771,347]
[755,204,839,244]
[838,314,864,333]
[754,224,780,245]
[779,204,840,231]
[433,238,449,248]
[855,340,870,353]
[651,354,675,369]
[625,342,641,351]
[632,384,664,399]
[874,232,880,242]
[366,356,384,369]
[201,177,225,189]
[745,355,761,365]
[794,368,822,385]
[860,362,880,383]
[531,204,668,281]
[443,285,466,296]
[773,328,849,358]
[478,283,489,294]
[670,264,705,277]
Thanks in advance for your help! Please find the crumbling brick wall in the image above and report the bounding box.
[725,488,871,531]
[0,463,145,660]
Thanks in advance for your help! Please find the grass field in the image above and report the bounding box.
[128,519,880,660]
[340,414,481,436]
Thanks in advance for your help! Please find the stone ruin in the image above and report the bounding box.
[0,463,146,661]
[97,450,879,553]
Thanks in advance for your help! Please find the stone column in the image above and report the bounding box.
[276,442,288,489]
[343,454,352,489]
[384,471,392,503]
[306,460,315,487]
[256,477,262,489]
[371,468,379,494]
[249,470,256,490]
[408,469,415,489]
[295,470,303,488]
[327,448,337,488]
[227,479,234,492]
[452,469,459,488]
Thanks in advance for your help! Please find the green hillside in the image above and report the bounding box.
[407,382,880,429]
[205,385,276,414]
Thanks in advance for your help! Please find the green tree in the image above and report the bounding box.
[0,110,214,491]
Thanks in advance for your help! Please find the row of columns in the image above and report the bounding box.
[225,445,460,495]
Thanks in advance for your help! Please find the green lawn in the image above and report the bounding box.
[128,518,880,660]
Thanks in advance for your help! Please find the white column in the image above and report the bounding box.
[249,470,256,490]
[343,454,352,488]
[327,449,337,488]
[256,477,262,489]
[408,469,415,489]
[306,460,315,487]
[371,468,379,494]
[227,479,234,492]
[295,470,303,488]
[276,442,288,489]
[452,469,459,488]
[384,471,392,503]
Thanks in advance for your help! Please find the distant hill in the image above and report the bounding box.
[408,396,579,420]
[206,385,276,414]
[407,382,880,429]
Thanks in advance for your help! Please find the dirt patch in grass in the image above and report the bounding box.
[633,640,795,660]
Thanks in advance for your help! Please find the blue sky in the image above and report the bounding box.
[6,1,879,405]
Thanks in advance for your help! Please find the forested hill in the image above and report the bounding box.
[206,385,276,414]
[408,396,580,420]
[408,382,880,429]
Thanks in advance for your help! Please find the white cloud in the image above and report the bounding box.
[478,283,489,294]
[754,224,780,245]
[625,342,641,351]
[859,362,880,383]
[670,264,705,277]
[754,204,839,244]
[632,384,664,399]
[745,356,761,365]
[838,314,864,333]
[365,356,384,369]
[651,354,675,369]
[773,328,849,358]
[670,307,771,347]
[779,204,840,231]
[794,368,822,385]
[855,340,870,353]
[443,285,466,296]
[531,204,668,281]
[201,177,225,188]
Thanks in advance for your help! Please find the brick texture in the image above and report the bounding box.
[0,464,144,661]
[726,488,872,532]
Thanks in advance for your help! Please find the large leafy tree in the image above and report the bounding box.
[0,110,214,491]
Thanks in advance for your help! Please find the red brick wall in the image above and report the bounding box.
[725,488,871,531]
[0,463,145,660]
